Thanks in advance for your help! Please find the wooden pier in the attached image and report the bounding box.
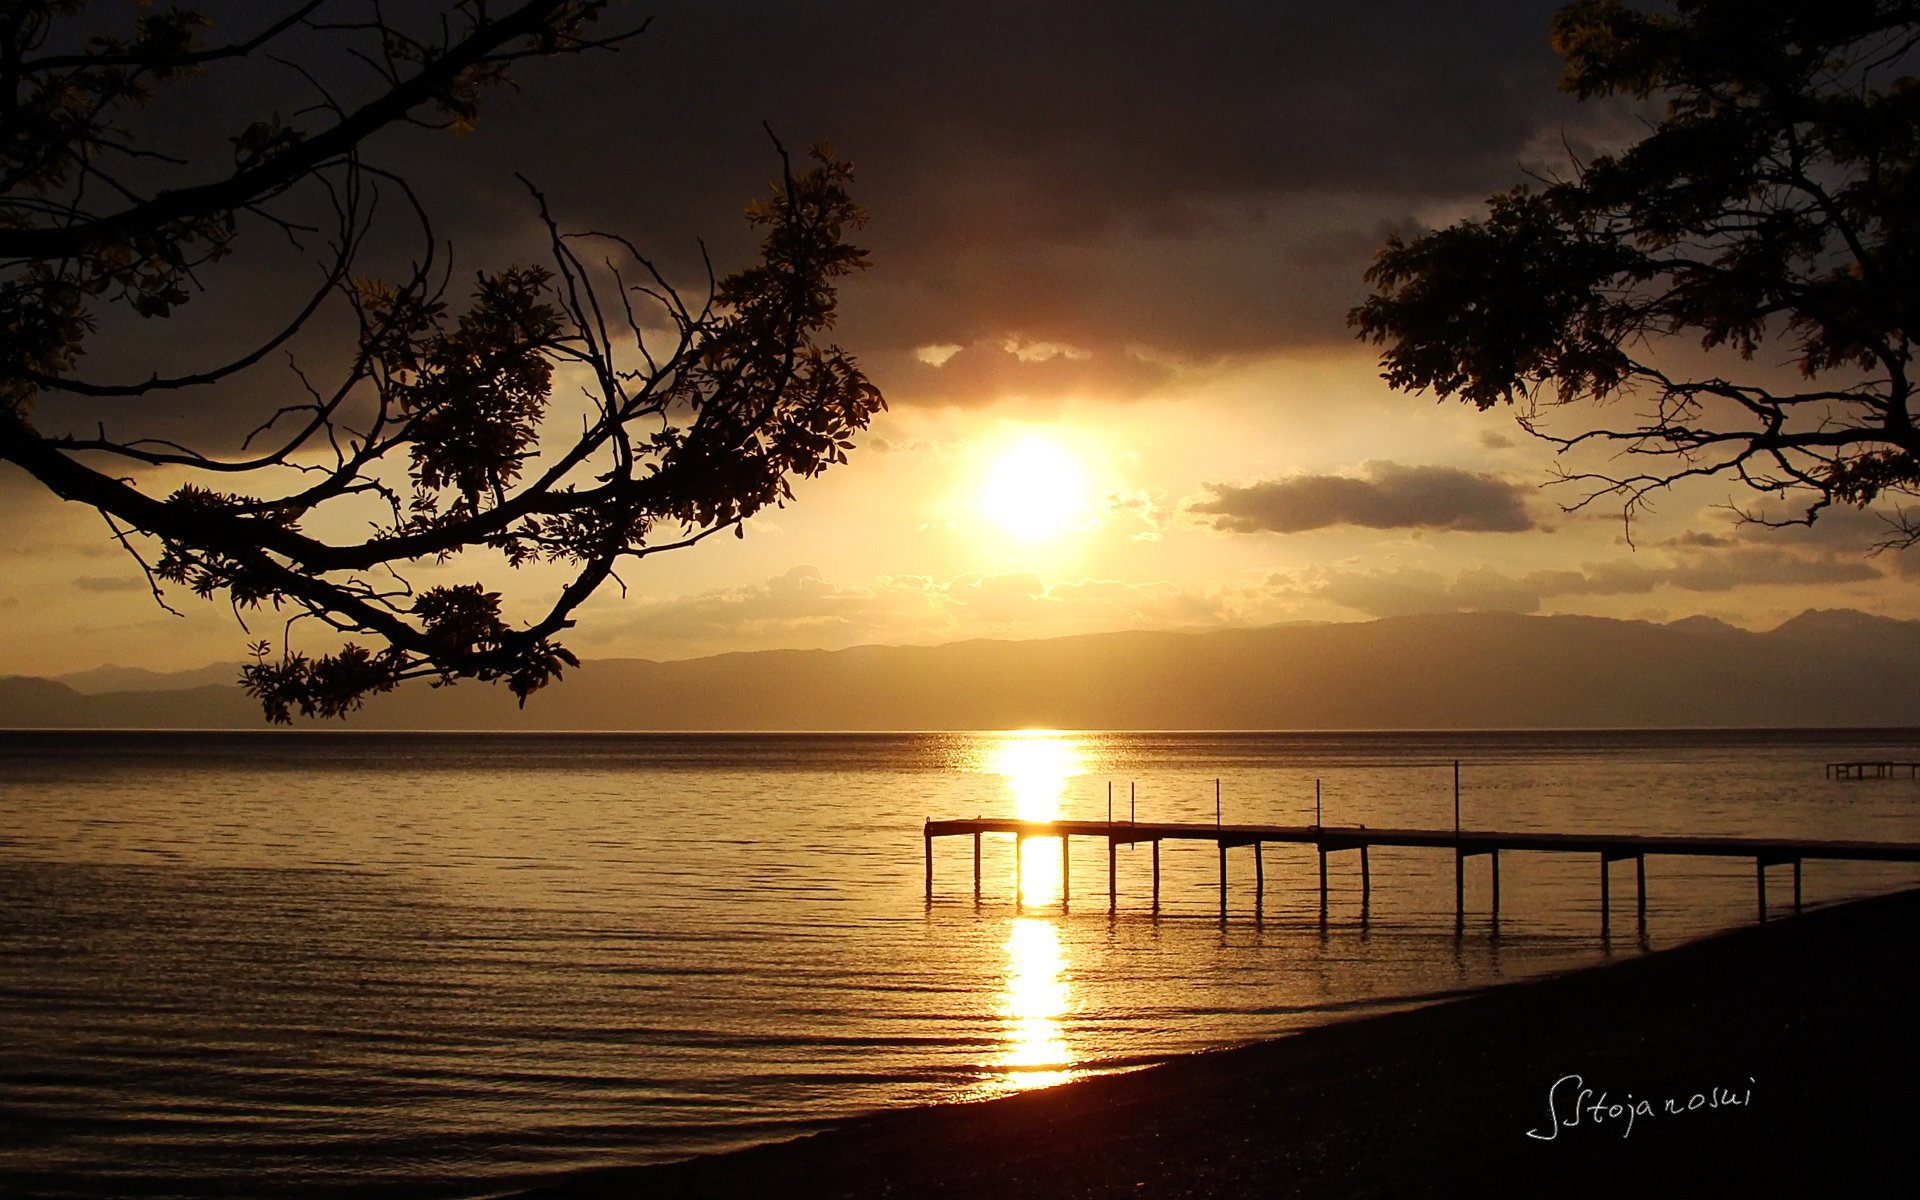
[1826,761,1920,781]
[923,817,1920,930]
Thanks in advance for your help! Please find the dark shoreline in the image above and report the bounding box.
[515,889,1920,1198]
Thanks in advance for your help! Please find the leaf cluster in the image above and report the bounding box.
[1352,0,1920,539]
[0,3,884,720]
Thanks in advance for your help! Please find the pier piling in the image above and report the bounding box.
[1600,852,1611,932]
[1254,842,1265,916]
[1597,850,1644,934]
[1754,854,1806,922]
[1218,842,1229,920]
[1320,846,1330,920]
[1151,839,1161,913]
[1454,848,1464,930]
[1453,760,1460,832]
[1108,837,1117,913]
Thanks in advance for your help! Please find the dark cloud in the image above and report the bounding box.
[1658,547,1881,592]
[1193,462,1538,534]
[1660,530,1735,549]
[1309,564,1551,618]
[451,0,1583,361]
[24,0,1585,448]
[1301,545,1883,619]
[1657,506,1920,575]
[73,575,144,594]
[885,338,1174,407]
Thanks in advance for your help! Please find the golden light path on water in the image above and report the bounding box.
[977,730,1087,1092]
[996,918,1074,1090]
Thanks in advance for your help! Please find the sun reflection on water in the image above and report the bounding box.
[979,730,1086,908]
[993,916,1077,1092]
[982,731,1086,822]
[973,732,1088,1092]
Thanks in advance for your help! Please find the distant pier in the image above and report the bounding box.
[923,817,1920,931]
[1826,761,1920,781]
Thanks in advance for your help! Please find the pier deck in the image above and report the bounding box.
[924,817,1920,929]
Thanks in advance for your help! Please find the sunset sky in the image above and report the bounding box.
[3,0,1916,678]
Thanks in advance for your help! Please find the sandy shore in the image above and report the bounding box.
[516,891,1920,1198]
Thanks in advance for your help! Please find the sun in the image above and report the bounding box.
[980,436,1087,541]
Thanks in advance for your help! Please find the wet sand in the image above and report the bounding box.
[516,890,1920,1198]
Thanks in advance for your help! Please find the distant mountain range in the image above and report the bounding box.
[3,608,1918,731]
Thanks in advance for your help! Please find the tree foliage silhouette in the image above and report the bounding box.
[0,1,884,721]
[1351,0,1920,543]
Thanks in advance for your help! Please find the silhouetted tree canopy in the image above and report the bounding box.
[0,1,884,720]
[1352,0,1920,543]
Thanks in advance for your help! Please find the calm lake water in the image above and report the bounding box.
[4,728,1920,1198]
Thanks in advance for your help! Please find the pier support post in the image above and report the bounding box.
[1360,844,1371,914]
[1254,842,1265,919]
[1454,848,1465,931]
[1219,842,1229,921]
[1319,845,1330,921]
[973,832,981,902]
[1600,853,1611,934]
[1060,835,1070,909]
[1491,849,1501,922]
[924,833,933,903]
[1151,840,1161,914]
[1108,837,1118,914]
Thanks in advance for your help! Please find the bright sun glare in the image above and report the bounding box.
[980,436,1086,541]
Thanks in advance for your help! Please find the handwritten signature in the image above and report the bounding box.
[1526,1073,1754,1140]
